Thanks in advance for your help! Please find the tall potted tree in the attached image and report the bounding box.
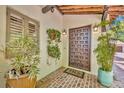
[94,20,124,87]
[5,36,40,88]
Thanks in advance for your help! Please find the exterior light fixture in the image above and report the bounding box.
[62,29,67,35]
[42,5,55,14]
[50,7,55,13]
[93,24,99,32]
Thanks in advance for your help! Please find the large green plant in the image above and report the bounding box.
[94,20,124,72]
[94,33,116,71]
[7,36,40,78]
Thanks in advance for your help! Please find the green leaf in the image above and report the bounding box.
[7,36,40,78]
[94,20,124,72]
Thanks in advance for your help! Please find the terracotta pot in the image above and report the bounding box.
[6,74,37,88]
[50,32,56,40]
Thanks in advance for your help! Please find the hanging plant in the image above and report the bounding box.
[47,28,61,42]
[55,30,61,42]
[47,29,56,40]
[47,28,61,61]
[47,44,61,60]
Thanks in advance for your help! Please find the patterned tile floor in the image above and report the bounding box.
[36,67,124,88]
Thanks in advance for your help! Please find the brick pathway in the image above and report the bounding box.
[36,67,124,88]
[36,67,103,88]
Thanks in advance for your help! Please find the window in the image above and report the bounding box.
[6,7,40,58]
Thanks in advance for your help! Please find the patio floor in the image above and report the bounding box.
[36,67,124,88]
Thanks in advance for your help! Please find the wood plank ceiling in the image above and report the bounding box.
[57,5,124,20]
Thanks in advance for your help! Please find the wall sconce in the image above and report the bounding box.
[42,5,55,14]
[93,24,99,32]
[62,29,67,35]
[50,7,55,13]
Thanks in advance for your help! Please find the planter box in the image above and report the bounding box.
[98,68,113,87]
[6,74,37,88]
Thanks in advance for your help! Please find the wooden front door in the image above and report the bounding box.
[69,25,91,71]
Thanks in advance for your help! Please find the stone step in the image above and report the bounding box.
[114,63,124,70]
[115,52,124,58]
[114,61,124,64]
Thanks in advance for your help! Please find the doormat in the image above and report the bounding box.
[64,68,85,78]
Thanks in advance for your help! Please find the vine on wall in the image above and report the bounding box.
[47,28,61,64]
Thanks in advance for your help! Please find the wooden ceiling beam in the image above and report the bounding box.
[62,11,102,15]
[109,11,124,15]
[109,5,124,12]
[63,11,102,13]
[109,9,124,12]
[58,5,103,10]
[57,5,124,16]
[55,5,64,15]
[62,11,103,14]
[109,5,124,8]
[109,6,124,20]
[60,8,103,12]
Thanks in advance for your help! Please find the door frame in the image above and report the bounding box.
[68,25,92,72]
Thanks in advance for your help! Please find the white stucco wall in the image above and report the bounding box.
[8,5,64,78]
[0,5,63,87]
[62,15,102,75]
[0,5,102,87]
[0,6,9,88]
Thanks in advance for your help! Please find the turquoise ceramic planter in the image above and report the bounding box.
[98,68,113,87]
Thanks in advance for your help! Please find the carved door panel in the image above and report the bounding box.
[69,25,91,71]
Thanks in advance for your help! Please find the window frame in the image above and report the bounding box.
[6,7,40,58]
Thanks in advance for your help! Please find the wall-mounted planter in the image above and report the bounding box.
[47,28,61,61]
[49,32,56,40]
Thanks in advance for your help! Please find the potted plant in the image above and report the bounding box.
[47,29,56,40]
[5,36,40,88]
[47,28,61,42]
[47,44,61,60]
[94,20,124,87]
